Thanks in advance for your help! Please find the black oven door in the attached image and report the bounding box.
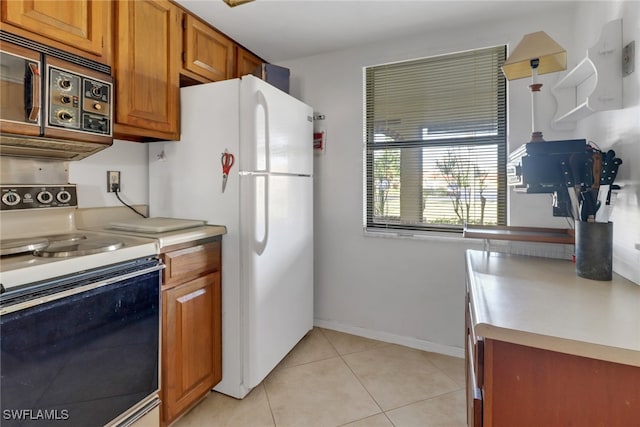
[0,257,162,427]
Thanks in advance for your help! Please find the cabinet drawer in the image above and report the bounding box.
[162,241,221,287]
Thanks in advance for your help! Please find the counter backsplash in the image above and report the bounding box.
[482,240,575,260]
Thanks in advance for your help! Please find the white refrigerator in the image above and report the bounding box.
[148,75,314,399]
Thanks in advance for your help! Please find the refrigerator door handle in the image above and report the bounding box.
[254,174,269,255]
[256,90,270,173]
[254,90,270,255]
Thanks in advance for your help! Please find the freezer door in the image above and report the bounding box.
[240,173,313,389]
[240,75,313,176]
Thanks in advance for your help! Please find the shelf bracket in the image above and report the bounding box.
[551,19,623,128]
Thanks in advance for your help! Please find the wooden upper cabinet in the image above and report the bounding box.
[236,45,263,77]
[182,14,234,83]
[114,0,180,141]
[1,0,112,64]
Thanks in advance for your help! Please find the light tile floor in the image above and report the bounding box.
[173,328,466,427]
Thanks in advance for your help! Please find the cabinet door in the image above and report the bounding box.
[465,291,483,427]
[465,312,482,427]
[114,0,180,141]
[182,14,234,82]
[163,272,222,424]
[1,0,111,62]
[236,46,262,77]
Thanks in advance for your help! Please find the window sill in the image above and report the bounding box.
[363,228,574,260]
[363,228,484,246]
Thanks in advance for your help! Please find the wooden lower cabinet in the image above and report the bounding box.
[466,292,640,426]
[161,239,222,426]
[482,339,640,426]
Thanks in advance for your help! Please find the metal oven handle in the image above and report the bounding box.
[0,263,164,316]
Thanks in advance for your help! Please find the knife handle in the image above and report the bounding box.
[601,157,622,186]
[591,152,602,190]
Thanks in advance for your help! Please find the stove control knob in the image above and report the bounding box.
[56,190,72,204]
[1,191,21,206]
[36,190,53,204]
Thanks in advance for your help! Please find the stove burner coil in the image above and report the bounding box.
[0,238,50,256]
[34,237,125,258]
[1,233,126,258]
[45,234,88,244]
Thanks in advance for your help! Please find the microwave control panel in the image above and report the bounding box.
[48,66,112,136]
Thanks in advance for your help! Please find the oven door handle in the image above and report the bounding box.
[0,263,164,315]
[26,61,41,123]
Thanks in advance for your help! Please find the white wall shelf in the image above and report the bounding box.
[552,19,622,127]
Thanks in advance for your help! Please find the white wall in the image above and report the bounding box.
[570,0,640,283]
[67,1,638,355]
[279,2,638,355]
[68,139,149,208]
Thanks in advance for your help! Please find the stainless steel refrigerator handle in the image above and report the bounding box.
[255,90,270,255]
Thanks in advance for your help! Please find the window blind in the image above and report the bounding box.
[364,45,507,233]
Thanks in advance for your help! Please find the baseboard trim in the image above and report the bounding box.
[313,319,464,359]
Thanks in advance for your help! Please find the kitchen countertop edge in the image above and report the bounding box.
[151,225,226,248]
[74,207,227,249]
[473,323,640,367]
[95,224,227,249]
[466,249,640,368]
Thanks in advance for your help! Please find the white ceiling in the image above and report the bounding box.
[174,0,577,63]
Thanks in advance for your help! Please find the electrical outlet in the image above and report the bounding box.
[107,171,121,192]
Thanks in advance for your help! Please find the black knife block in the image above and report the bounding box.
[575,221,613,281]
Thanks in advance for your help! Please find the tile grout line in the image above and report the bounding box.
[318,328,395,426]
[423,355,468,393]
[261,380,278,427]
[262,328,354,426]
[321,328,467,426]
[383,387,465,414]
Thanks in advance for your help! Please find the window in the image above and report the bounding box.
[364,45,507,233]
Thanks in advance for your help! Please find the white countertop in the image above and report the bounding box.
[465,250,640,367]
[98,224,226,249]
[74,206,226,248]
